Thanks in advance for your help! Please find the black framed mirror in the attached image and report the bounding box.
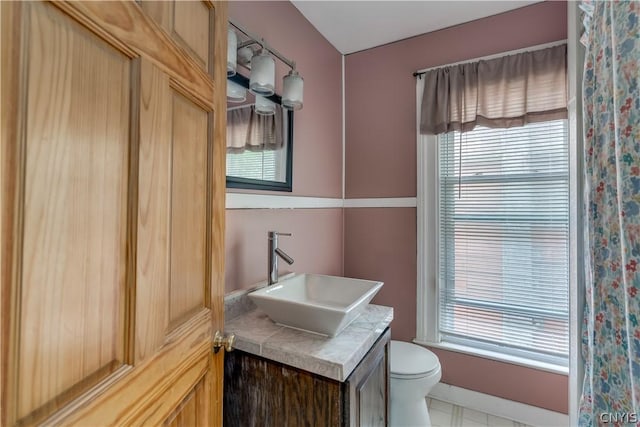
[226,73,293,192]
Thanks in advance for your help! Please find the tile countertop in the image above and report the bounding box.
[224,288,393,382]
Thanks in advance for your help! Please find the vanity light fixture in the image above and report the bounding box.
[237,47,253,67]
[249,49,275,96]
[227,28,237,77]
[227,79,247,103]
[228,19,304,110]
[254,95,276,116]
[282,69,303,111]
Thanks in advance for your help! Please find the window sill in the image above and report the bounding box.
[412,339,569,376]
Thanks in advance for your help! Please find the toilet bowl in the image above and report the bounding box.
[390,340,442,427]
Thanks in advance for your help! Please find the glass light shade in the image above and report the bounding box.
[237,47,253,67]
[282,70,304,110]
[227,29,237,77]
[227,79,246,103]
[254,95,276,116]
[249,49,275,96]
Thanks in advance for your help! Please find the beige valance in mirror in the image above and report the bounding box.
[227,105,283,153]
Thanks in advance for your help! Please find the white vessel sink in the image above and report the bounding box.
[248,274,383,337]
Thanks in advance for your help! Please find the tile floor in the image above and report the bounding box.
[427,398,532,427]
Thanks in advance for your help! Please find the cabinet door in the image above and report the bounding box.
[224,351,343,426]
[344,328,391,426]
[0,1,227,425]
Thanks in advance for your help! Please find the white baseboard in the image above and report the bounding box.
[430,383,569,427]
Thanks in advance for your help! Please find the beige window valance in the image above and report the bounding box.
[420,44,567,135]
[227,104,283,153]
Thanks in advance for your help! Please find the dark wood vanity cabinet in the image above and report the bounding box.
[223,328,391,427]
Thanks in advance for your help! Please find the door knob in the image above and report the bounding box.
[213,331,235,353]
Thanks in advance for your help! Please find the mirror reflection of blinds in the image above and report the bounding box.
[227,150,279,181]
[437,119,569,366]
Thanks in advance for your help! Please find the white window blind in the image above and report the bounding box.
[437,119,569,366]
[227,149,281,181]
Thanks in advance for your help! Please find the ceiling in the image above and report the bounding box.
[291,1,542,55]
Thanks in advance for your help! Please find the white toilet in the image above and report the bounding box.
[390,340,442,427]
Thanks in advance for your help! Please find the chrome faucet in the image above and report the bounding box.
[268,231,294,285]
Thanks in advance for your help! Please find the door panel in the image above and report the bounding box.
[169,92,209,328]
[53,1,215,105]
[48,313,212,426]
[136,59,172,363]
[1,1,227,425]
[140,1,212,73]
[172,1,211,70]
[17,2,132,421]
[163,361,210,427]
[140,1,172,35]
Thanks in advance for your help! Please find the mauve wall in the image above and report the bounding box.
[226,209,343,292]
[225,2,343,292]
[344,2,569,414]
[229,1,343,198]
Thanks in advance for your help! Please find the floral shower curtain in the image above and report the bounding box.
[579,1,640,425]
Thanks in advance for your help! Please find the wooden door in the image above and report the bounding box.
[1,1,227,425]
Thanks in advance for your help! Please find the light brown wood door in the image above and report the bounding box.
[1,1,227,425]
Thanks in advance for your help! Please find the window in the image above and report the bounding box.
[427,120,569,367]
[227,148,286,182]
